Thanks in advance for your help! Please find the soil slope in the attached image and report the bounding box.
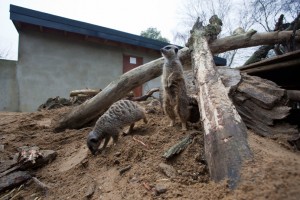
[0,101,299,200]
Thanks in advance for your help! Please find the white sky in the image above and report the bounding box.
[0,0,183,60]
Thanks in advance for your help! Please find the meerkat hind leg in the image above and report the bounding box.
[112,134,119,146]
[143,117,148,124]
[181,122,187,131]
[164,100,176,127]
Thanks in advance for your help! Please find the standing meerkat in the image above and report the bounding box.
[161,45,190,131]
[87,99,147,155]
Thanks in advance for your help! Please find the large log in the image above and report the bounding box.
[187,17,252,188]
[54,58,164,131]
[54,29,299,131]
[210,30,300,54]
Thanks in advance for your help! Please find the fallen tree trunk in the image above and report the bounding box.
[187,17,252,188]
[54,58,165,131]
[210,30,300,54]
[54,29,299,131]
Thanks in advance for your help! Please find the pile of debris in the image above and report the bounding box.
[0,146,57,197]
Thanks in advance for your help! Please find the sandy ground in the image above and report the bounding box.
[0,101,300,200]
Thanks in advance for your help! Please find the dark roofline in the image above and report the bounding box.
[9,4,226,65]
[9,4,170,51]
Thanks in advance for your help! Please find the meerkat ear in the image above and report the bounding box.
[175,48,178,54]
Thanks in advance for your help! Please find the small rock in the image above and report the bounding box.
[85,182,96,199]
[114,160,120,165]
[0,171,31,193]
[181,172,190,177]
[41,150,58,163]
[0,145,4,152]
[81,159,89,168]
[158,163,176,178]
[114,152,121,157]
[154,184,167,195]
[119,165,131,175]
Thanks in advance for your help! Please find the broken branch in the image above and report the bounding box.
[162,134,194,159]
[127,88,159,101]
[133,136,148,148]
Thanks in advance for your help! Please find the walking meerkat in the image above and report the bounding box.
[87,99,147,155]
[161,45,190,131]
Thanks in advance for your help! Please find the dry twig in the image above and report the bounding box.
[142,182,152,191]
[32,177,50,192]
[133,136,148,148]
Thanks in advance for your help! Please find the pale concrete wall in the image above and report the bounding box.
[17,30,161,111]
[0,59,19,111]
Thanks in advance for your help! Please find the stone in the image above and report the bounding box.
[154,184,167,195]
[0,144,4,152]
[158,163,176,178]
[85,182,96,199]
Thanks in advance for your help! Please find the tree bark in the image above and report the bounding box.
[126,88,159,101]
[54,29,299,131]
[69,89,101,97]
[210,30,300,54]
[187,18,252,188]
[185,67,299,139]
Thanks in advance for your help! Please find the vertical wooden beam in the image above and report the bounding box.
[187,17,252,188]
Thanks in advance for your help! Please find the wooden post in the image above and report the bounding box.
[187,17,252,188]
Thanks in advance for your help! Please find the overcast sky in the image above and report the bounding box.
[0,0,183,60]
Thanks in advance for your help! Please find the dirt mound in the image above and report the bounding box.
[0,102,300,199]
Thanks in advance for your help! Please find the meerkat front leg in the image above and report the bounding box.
[167,72,175,88]
[126,123,135,135]
[99,135,111,153]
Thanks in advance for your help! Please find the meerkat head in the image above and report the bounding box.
[87,131,101,155]
[161,45,179,60]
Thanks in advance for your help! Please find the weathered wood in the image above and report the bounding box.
[162,133,195,159]
[54,29,299,131]
[0,171,31,193]
[241,59,300,74]
[210,30,300,54]
[54,58,165,131]
[231,74,299,138]
[187,17,252,188]
[184,69,299,139]
[127,88,159,101]
[243,45,274,65]
[70,89,101,97]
